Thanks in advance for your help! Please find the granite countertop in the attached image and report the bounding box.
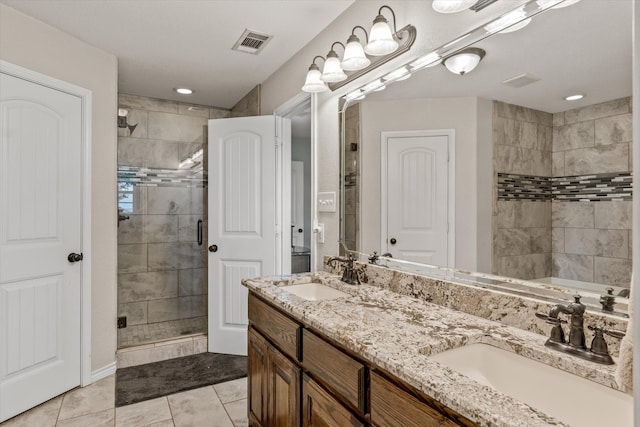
[242,271,624,427]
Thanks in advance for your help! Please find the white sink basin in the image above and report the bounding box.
[429,343,632,427]
[282,283,350,301]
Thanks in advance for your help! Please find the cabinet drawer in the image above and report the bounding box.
[370,371,467,427]
[249,294,300,360]
[301,329,366,413]
[302,375,364,427]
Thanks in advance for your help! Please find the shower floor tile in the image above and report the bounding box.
[118,316,207,348]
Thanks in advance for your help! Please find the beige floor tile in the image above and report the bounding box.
[115,397,172,427]
[145,420,174,427]
[167,386,233,427]
[224,399,248,427]
[213,378,247,404]
[55,408,114,427]
[0,395,63,427]
[57,375,115,421]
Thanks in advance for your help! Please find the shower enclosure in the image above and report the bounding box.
[115,94,226,348]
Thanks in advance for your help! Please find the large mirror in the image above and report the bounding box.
[340,0,633,316]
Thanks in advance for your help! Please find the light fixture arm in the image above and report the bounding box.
[378,5,398,34]
[312,55,325,66]
[350,25,369,43]
[331,41,346,53]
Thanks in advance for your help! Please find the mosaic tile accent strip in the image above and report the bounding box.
[497,173,551,201]
[498,172,632,202]
[118,166,207,188]
[552,172,632,201]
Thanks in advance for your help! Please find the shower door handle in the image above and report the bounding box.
[197,219,203,246]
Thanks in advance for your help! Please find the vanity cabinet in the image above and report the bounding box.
[302,374,364,427]
[370,371,470,427]
[248,327,300,427]
[248,292,476,427]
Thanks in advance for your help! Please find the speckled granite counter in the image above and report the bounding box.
[242,272,626,427]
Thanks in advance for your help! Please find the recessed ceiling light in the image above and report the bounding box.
[565,94,584,101]
[175,88,193,95]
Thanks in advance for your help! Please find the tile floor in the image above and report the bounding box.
[118,317,208,348]
[0,375,247,427]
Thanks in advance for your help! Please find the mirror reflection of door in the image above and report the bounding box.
[382,130,454,266]
[291,161,304,248]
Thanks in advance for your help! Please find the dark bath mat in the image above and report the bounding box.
[115,352,247,407]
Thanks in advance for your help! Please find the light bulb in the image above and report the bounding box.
[301,64,328,93]
[321,51,347,83]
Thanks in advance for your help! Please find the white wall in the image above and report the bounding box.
[359,96,492,271]
[0,4,118,372]
[261,0,528,268]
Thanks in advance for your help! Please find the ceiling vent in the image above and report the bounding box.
[502,73,541,88]
[470,0,499,12]
[232,29,273,54]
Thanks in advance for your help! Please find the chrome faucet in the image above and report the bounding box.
[536,295,624,365]
[328,253,364,285]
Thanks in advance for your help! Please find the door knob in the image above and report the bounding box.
[208,244,218,253]
[68,252,83,263]
[390,238,397,245]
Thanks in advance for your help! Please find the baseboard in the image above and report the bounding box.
[91,361,117,383]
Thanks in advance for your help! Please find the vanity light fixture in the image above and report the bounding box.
[432,0,476,14]
[345,89,366,102]
[443,48,486,75]
[564,94,584,101]
[302,4,416,92]
[537,0,581,9]
[409,51,442,70]
[384,66,411,81]
[485,7,531,34]
[365,6,399,56]
[321,42,348,83]
[362,79,386,92]
[341,26,371,71]
[175,88,193,95]
[302,56,329,93]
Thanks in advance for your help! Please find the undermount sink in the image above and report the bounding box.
[429,343,632,427]
[282,283,350,301]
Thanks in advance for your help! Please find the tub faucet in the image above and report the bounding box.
[536,295,624,365]
[328,253,363,285]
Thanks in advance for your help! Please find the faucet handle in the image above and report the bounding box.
[536,312,567,325]
[588,325,625,340]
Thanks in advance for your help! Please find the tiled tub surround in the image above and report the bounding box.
[243,271,629,427]
[493,98,632,288]
[117,93,231,347]
[342,104,360,252]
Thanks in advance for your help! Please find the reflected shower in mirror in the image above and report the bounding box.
[340,0,633,314]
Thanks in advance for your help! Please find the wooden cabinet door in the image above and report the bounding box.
[267,346,300,427]
[302,375,364,427]
[370,371,468,427]
[248,328,269,426]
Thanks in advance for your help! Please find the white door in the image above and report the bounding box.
[291,161,304,248]
[0,73,82,421]
[382,131,451,266]
[208,116,280,355]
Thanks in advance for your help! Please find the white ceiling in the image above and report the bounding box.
[366,0,632,113]
[1,0,354,108]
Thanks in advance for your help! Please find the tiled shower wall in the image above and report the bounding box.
[342,103,360,252]
[492,101,553,279]
[117,93,230,346]
[551,97,632,287]
[493,97,633,288]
